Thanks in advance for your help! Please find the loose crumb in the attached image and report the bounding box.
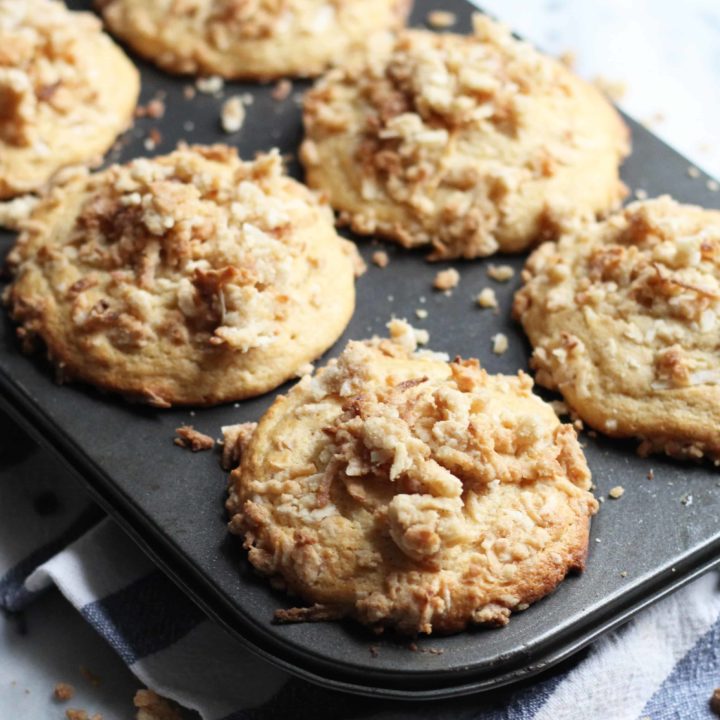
[65,711,89,720]
[647,469,654,480]
[271,79,292,101]
[710,688,720,716]
[592,75,627,102]
[371,250,389,268]
[183,85,196,100]
[174,426,214,452]
[135,99,165,119]
[221,422,257,470]
[707,179,719,192]
[608,486,625,499]
[491,333,508,355]
[486,264,514,282]
[54,683,75,702]
[634,188,648,200]
[134,689,183,720]
[220,97,246,134]
[369,645,380,658]
[196,75,224,94]
[476,287,498,309]
[550,400,569,417]
[620,570,628,578]
[79,667,101,687]
[426,10,456,28]
[415,308,428,319]
[433,268,460,291]
[687,166,701,179]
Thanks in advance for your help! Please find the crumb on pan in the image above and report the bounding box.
[634,188,648,200]
[608,486,624,499]
[196,76,224,94]
[274,603,345,624]
[65,711,101,720]
[79,666,101,687]
[550,399,569,417]
[708,180,720,192]
[54,683,75,701]
[271,79,292,101]
[221,422,257,470]
[433,268,460,291]
[487,264,515,282]
[220,97,246,134]
[647,469,654,480]
[371,250,389,268]
[476,287,498,309]
[174,426,214,452]
[134,689,183,720]
[687,166,701,179]
[426,10,456,28]
[135,99,165,120]
[415,308,428,319]
[492,333,508,354]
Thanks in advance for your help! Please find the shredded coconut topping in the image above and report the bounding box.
[0,0,114,147]
[302,16,628,259]
[515,196,720,461]
[230,322,597,634]
[8,145,352,368]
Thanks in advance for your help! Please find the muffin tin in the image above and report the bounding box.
[1,0,719,699]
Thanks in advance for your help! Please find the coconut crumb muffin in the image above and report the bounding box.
[5,145,360,406]
[301,15,629,260]
[227,321,598,634]
[96,0,412,80]
[0,0,139,199]
[514,196,720,462]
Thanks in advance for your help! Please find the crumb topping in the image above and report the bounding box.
[9,146,336,356]
[303,16,628,259]
[221,421,257,469]
[232,321,597,634]
[515,196,720,461]
[0,0,117,148]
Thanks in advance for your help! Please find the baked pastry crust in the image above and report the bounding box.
[0,0,139,199]
[5,145,359,406]
[301,16,629,259]
[96,0,412,80]
[228,321,597,634]
[514,196,720,462]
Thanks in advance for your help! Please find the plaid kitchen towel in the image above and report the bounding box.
[2,422,720,720]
